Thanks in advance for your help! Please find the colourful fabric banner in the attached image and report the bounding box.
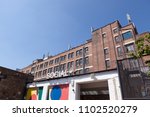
[48,84,69,100]
[26,87,43,100]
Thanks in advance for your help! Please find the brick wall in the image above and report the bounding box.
[0,66,33,100]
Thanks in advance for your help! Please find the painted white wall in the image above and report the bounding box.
[42,85,48,100]
[27,70,122,100]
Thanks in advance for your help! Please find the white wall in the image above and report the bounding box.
[27,70,122,100]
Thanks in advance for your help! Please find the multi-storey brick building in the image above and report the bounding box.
[21,20,141,81]
[21,20,149,100]
[21,39,93,81]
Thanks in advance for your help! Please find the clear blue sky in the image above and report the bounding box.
[0,0,149,70]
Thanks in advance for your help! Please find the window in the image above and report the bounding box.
[44,62,48,68]
[55,58,59,64]
[67,62,70,70]
[102,33,107,43]
[71,52,74,58]
[59,64,66,71]
[68,53,71,59]
[117,47,123,57]
[122,31,133,40]
[84,47,89,54]
[54,66,59,72]
[129,59,139,69]
[31,67,36,73]
[104,48,109,59]
[48,68,53,73]
[76,49,82,56]
[102,33,106,38]
[35,72,38,78]
[67,61,74,70]
[60,56,63,61]
[62,64,66,71]
[79,49,82,55]
[105,60,110,68]
[76,60,79,68]
[79,58,83,66]
[60,55,66,61]
[76,58,83,68]
[125,43,134,53]
[115,36,121,43]
[84,57,89,66]
[113,28,118,34]
[40,64,43,69]
[59,64,63,71]
[76,50,80,56]
[68,52,74,59]
[43,69,47,76]
[71,61,74,68]
[49,60,54,65]
[37,65,39,70]
[38,71,42,77]
[64,55,66,60]
[104,48,109,55]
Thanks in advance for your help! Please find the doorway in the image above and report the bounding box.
[79,81,109,100]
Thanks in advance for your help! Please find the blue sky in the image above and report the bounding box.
[0,0,150,70]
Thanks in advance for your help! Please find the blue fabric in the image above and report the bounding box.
[50,86,62,100]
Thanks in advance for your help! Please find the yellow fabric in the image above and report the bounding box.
[26,88,32,100]
[26,88,37,100]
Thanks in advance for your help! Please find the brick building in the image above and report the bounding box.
[20,20,149,100]
[0,66,33,99]
[21,20,145,81]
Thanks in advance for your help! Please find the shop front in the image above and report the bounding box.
[26,70,122,100]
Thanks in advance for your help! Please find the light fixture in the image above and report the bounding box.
[71,80,74,87]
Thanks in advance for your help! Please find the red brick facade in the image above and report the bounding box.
[20,20,149,81]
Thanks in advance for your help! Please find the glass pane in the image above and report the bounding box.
[122,31,133,40]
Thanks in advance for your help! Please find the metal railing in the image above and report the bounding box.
[117,58,150,99]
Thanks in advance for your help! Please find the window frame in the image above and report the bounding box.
[102,32,106,38]
[124,43,135,53]
[122,31,133,40]
[113,27,118,34]
[105,60,110,68]
[115,35,121,43]
[117,46,123,57]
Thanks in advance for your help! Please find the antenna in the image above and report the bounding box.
[90,27,94,33]
[126,13,132,24]
[47,52,49,57]
[68,44,71,50]
[43,54,45,59]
